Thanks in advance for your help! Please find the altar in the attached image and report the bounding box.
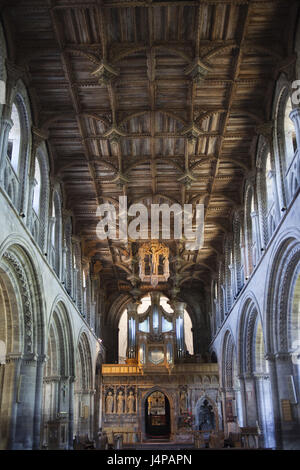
[101,292,221,446]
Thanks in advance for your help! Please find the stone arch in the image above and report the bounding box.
[0,240,45,449]
[41,299,75,449]
[221,329,236,390]
[237,294,275,446]
[7,79,32,214]
[265,232,300,354]
[140,386,175,440]
[256,135,277,247]
[0,241,45,355]
[272,73,296,208]
[74,331,93,440]
[237,294,262,376]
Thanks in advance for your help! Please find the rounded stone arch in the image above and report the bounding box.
[237,294,263,376]
[75,329,93,391]
[256,135,277,246]
[139,385,175,440]
[46,298,75,378]
[5,79,33,214]
[194,395,219,431]
[42,299,75,449]
[272,73,296,207]
[0,239,46,356]
[74,330,94,439]
[221,329,237,390]
[0,239,46,449]
[265,231,300,355]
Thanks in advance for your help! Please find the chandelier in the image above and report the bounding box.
[138,241,170,287]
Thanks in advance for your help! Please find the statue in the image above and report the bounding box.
[180,391,187,414]
[105,391,114,414]
[199,399,215,431]
[117,390,125,414]
[127,390,135,414]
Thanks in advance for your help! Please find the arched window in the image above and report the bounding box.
[257,143,277,247]
[8,103,21,173]
[284,97,297,169]
[245,186,258,275]
[274,80,299,207]
[4,102,23,207]
[32,158,41,214]
[50,190,62,278]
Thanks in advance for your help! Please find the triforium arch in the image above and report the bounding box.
[264,232,300,449]
[74,330,93,441]
[0,241,45,449]
[42,299,75,450]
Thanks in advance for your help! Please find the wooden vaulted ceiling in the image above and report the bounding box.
[2,0,297,295]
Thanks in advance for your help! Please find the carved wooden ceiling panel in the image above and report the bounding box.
[2,0,297,295]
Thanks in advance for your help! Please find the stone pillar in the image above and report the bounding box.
[32,354,46,449]
[243,373,258,426]
[265,353,282,449]
[237,374,247,427]
[68,376,75,450]
[13,354,40,449]
[290,107,300,150]
[1,354,22,449]
[271,352,299,449]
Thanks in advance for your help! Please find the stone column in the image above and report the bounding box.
[243,373,258,426]
[68,376,75,450]
[13,353,40,449]
[32,354,46,449]
[290,107,300,150]
[1,354,22,449]
[272,352,298,449]
[265,353,282,449]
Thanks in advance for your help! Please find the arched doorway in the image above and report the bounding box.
[145,391,170,439]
